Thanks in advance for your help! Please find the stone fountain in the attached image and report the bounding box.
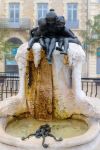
[0,10,100,150]
[0,42,100,150]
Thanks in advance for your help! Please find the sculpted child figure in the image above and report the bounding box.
[27,27,41,50]
[38,15,57,64]
[56,16,81,54]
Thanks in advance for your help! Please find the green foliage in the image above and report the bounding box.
[0,29,9,52]
[80,14,100,53]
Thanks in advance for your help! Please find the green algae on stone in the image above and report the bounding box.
[53,98,72,119]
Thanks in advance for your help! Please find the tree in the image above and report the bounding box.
[80,14,100,53]
[0,28,18,59]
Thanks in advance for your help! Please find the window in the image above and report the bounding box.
[37,3,48,19]
[97,0,100,3]
[67,3,77,22]
[96,47,100,74]
[5,48,18,66]
[9,3,20,23]
[66,3,79,28]
[5,38,22,66]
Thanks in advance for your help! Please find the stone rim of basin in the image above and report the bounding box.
[0,114,99,149]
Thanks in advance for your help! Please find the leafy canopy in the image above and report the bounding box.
[81,14,100,52]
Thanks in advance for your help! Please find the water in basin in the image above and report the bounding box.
[6,117,88,138]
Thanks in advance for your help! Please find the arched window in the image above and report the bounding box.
[5,37,23,73]
[7,37,22,45]
[96,47,100,74]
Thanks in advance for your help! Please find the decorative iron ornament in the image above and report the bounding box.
[22,124,63,148]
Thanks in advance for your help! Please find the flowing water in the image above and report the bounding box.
[6,117,88,138]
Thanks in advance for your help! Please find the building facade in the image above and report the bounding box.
[0,0,100,77]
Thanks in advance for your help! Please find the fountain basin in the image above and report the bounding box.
[0,114,99,150]
[6,115,88,139]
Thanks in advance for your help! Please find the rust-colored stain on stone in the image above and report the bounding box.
[25,50,53,121]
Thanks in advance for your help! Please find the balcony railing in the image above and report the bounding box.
[0,18,31,29]
[0,72,100,101]
[82,78,100,98]
[0,72,19,100]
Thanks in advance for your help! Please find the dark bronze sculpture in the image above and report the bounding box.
[38,17,57,64]
[22,124,62,148]
[27,27,40,51]
[56,16,81,54]
[27,9,81,64]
